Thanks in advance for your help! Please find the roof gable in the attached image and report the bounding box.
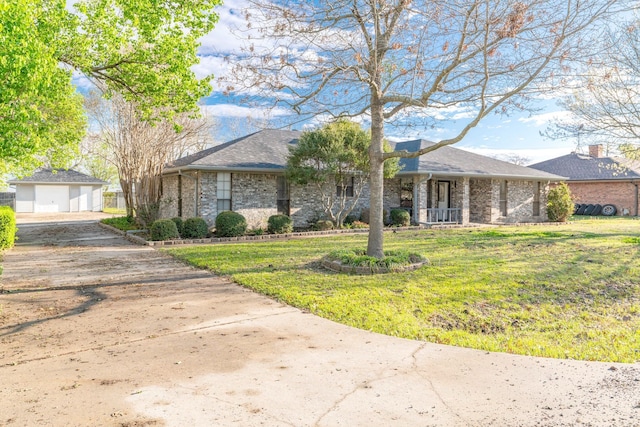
[393,140,561,179]
[529,153,640,181]
[168,129,301,170]
[8,169,108,185]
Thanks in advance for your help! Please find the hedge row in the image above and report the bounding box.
[0,206,16,250]
[150,216,210,241]
[150,213,298,241]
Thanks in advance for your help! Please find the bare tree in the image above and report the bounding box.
[499,153,531,166]
[227,0,628,258]
[545,20,640,155]
[85,91,214,224]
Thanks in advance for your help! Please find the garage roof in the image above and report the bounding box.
[529,153,640,181]
[8,169,108,185]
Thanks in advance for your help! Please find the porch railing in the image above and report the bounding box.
[425,208,461,224]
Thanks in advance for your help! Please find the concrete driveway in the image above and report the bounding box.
[0,213,638,426]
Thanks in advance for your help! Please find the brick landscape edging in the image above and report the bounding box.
[99,220,561,247]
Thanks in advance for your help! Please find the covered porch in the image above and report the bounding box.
[389,175,546,225]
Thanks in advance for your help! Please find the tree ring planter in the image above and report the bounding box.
[321,256,429,275]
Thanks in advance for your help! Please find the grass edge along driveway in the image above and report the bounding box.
[166,217,640,363]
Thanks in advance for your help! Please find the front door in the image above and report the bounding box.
[437,181,450,209]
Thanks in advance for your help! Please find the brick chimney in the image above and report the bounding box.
[589,144,603,158]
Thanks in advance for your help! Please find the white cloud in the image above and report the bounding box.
[518,110,571,127]
[201,103,290,119]
[192,55,232,81]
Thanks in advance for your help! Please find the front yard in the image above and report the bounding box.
[166,217,640,363]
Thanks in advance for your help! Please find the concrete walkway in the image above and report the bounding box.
[0,213,638,426]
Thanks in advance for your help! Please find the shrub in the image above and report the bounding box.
[315,220,334,231]
[215,211,247,237]
[351,220,369,229]
[326,248,427,272]
[171,217,184,236]
[360,208,370,224]
[344,214,357,225]
[390,209,410,226]
[150,219,180,241]
[0,206,16,250]
[547,183,574,222]
[361,208,390,225]
[182,217,209,239]
[268,214,293,234]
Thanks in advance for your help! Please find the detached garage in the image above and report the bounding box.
[9,169,108,213]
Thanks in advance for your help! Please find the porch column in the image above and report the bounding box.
[462,177,470,225]
[414,176,428,224]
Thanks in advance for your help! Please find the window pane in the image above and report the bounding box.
[217,199,231,212]
[217,173,231,200]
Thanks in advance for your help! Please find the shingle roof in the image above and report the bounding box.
[165,129,563,180]
[393,139,562,180]
[529,153,640,181]
[8,169,108,185]
[168,129,301,170]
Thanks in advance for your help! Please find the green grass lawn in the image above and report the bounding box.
[102,207,127,215]
[165,217,640,363]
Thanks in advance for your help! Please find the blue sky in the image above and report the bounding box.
[74,0,581,165]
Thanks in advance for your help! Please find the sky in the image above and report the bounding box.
[75,0,582,166]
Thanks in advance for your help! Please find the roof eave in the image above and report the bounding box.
[396,170,566,181]
[565,178,640,183]
[8,181,107,185]
[163,165,286,174]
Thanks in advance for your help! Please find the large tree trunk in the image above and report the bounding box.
[120,177,134,217]
[367,99,385,259]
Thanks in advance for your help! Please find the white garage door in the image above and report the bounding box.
[35,185,70,213]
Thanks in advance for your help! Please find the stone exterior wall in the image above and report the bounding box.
[198,172,217,224]
[160,175,179,218]
[492,179,548,223]
[383,178,402,214]
[564,181,639,216]
[469,179,492,223]
[233,173,278,228]
[160,172,205,221]
[291,179,372,227]
[161,171,551,228]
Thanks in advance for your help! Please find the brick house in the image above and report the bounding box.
[529,144,640,216]
[160,130,562,228]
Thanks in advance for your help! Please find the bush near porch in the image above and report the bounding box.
[166,217,640,363]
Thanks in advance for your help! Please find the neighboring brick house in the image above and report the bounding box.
[529,144,640,216]
[160,130,563,228]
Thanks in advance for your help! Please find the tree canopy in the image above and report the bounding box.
[231,0,629,257]
[0,0,221,176]
[546,19,640,156]
[287,119,399,227]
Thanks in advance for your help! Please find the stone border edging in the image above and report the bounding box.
[101,224,442,247]
[99,220,558,247]
[320,257,429,275]
[98,222,151,246]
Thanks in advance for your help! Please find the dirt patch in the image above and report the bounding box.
[0,216,290,426]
